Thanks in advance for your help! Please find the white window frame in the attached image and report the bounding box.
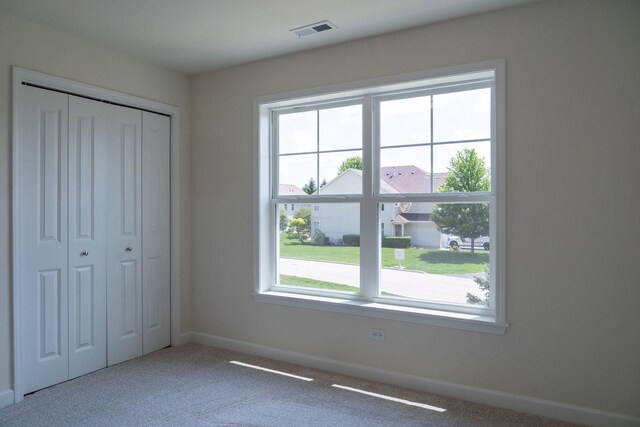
[254,60,507,334]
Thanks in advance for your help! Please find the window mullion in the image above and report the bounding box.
[360,96,378,299]
[271,111,279,199]
[316,109,320,195]
[270,111,279,290]
[430,95,434,193]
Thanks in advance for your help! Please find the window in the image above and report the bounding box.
[256,61,506,334]
[291,204,295,211]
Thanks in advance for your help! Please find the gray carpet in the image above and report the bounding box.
[0,343,579,426]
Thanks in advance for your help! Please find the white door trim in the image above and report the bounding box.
[11,66,182,402]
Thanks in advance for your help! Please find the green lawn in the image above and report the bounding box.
[279,275,397,296]
[279,275,359,292]
[280,236,487,274]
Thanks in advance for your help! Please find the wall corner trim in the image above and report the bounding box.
[182,331,640,427]
[0,389,15,409]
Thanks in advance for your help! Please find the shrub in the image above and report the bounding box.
[466,264,490,306]
[312,229,327,246]
[279,209,288,232]
[342,234,360,246]
[382,236,411,248]
[288,217,308,242]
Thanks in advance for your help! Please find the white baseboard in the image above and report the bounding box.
[182,331,640,427]
[0,389,14,409]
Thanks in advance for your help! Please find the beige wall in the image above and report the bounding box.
[1,0,639,419]
[191,0,640,417]
[0,13,192,393]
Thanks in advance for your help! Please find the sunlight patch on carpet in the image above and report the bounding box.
[229,361,314,381]
[332,384,447,412]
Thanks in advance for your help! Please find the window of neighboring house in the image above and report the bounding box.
[256,61,506,334]
[291,204,295,211]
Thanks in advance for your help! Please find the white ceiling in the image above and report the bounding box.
[0,0,535,75]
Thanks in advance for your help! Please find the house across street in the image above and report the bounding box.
[303,165,449,248]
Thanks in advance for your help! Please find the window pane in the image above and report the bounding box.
[319,105,362,151]
[278,203,360,293]
[379,202,490,306]
[318,150,363,195]
[380,146,431,194]
[433,88,490,143]
[380,96,430,147]
[433,141,491,192]
[279,110,317,154]
[279,153,317,195]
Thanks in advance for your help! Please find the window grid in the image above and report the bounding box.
[272,87,495,315]
[260,62,504,326]
[275,100,364,198]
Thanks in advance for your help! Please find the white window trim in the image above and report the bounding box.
[254,60,507,335]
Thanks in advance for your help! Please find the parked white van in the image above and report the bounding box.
[446,235,490,250]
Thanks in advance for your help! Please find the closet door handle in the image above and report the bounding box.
[125,246,133,252]
[81,251,89,256]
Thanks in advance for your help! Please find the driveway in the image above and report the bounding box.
[279,258,484,304]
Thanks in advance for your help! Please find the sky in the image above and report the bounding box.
[278,88,491,193]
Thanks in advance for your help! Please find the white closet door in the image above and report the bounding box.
[19,86,69,394]
[107,105,143,365]
[68,96,108,378]
[142,112,171,354]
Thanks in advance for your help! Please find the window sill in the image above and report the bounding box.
[254,291,508,335]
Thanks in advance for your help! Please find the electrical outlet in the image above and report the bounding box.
[368,328,385,341]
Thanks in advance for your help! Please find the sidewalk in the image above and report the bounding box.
[279,258,484,304]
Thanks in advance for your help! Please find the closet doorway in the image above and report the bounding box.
[12,68,182,402]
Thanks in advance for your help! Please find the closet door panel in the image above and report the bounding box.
[68,96,108,378]
[142,112,171,354]
[19,86,69,393]
[107,106,143,365]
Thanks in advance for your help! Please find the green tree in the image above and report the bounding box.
[337,156,363,174]
[287,207,311,242]
[279,208,289,232]
[302,178,317,195]
[287,218,307,242]
[293,207,311,227]
[431,149,490,254]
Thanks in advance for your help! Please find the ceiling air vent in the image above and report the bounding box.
[290,20,338,38]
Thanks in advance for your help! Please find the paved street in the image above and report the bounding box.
[279,258,484,304]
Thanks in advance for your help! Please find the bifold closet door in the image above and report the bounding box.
[107,105,143,365]
[18,84,172,394]
[19,86,70,394]
[67,96,108,378]
[142,112,171,355]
